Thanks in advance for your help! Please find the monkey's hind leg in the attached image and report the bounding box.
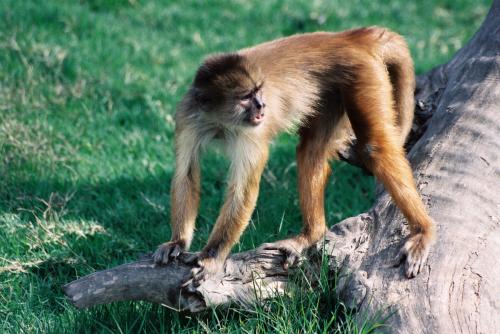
[344,62,435,278]
[261,116,334,269]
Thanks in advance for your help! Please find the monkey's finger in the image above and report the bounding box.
[415,258,423,276]
[282,250,301,270]
[405,262,416,278]
[394,247,407,268]
[273,247,300,270]
[182,280,199,293]
[182,252,201,265]
[169,245,182,259]
[192,270,205,284]
[404,254,419,278]
[406,255,425,278]
[283,255,294,270]
[180,279,192,289]
[153,247,170,265]
[259,243,293,256]
[288,253,301,268]
[152,249,161,263]
[181,267,202,286]
[259,242,279,250]
[163,246,178,264]
[181,267,204,292]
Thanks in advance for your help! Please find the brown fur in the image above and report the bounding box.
[154,27,435,280]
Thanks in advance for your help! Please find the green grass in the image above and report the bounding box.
[0,0,489,332]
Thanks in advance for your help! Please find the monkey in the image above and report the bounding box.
[153,27,436,286]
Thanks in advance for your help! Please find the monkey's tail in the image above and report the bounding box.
[377,29,416,146]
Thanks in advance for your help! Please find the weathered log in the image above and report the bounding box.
[64,1,500,332]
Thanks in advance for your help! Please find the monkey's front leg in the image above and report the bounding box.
[154,127,201,265]
[182,147,268,288]
[153,166,200,264]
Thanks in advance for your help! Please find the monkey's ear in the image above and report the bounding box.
[194,63,214,88]
[192,87,211,105]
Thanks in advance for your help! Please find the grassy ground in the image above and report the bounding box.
[0,0,489,332]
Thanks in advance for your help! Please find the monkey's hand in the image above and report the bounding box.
[398,232,434,278]
[153,240,186,265]
[259,238,305,270]
[181,254,224,292]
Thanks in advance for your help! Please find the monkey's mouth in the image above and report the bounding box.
[247,111,264,126]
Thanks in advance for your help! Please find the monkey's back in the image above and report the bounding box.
[241,27,404,75]
[240,27,415,142]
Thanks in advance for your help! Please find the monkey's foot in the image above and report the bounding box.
[260,239,305,270]
[153,240,186,265]
[398,233,433,278]
[181,256,224,292]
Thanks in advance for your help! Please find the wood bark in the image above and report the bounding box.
[64,1,500,332]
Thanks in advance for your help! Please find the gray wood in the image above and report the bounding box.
[64,1,500,331]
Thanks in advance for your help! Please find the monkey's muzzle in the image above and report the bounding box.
[247,110,265,126]
[244,95,265,126]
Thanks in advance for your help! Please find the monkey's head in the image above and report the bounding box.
[191,53,265,127]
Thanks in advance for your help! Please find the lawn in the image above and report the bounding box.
[0,0,489,333]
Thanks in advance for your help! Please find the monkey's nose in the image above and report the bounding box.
[253,97,264,109]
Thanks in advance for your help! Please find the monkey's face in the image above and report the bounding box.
[192,53,266,128]
[196,84,266,128]
[235,85,265,126]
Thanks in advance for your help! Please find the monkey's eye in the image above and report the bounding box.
[240,92,253,101]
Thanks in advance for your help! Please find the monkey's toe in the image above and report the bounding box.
[399,233,432,278]
[181,267,204,292]
[405,254,425,278]
[260,240,304,270]
[153,241,185,265]
[181,256,224,291]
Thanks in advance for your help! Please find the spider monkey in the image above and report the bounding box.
[153,27,435,286]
